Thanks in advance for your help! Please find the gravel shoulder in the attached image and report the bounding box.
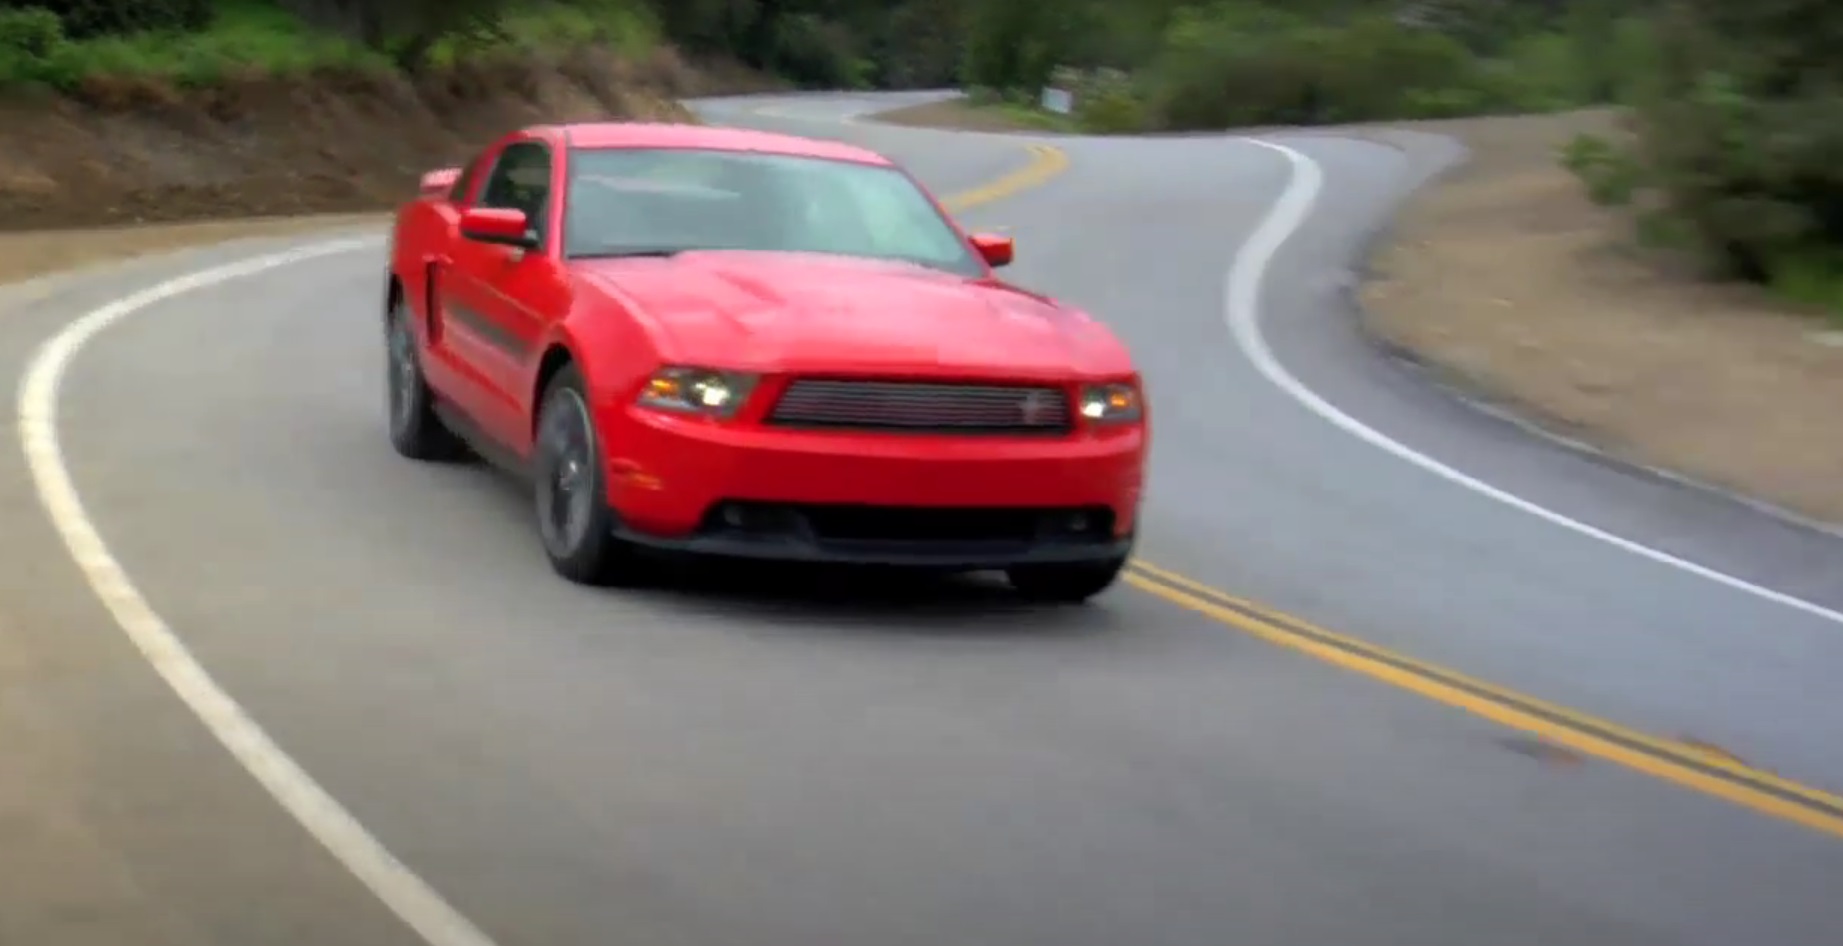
[1360,110,1843,527]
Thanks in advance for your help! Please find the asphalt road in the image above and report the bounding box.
[2,91,1840,946]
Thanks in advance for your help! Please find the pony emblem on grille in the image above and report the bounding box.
[1018,390,1056,426]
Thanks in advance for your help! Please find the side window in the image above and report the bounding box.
[477,142,554,244]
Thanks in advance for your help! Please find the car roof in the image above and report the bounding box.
[540,122,892,166]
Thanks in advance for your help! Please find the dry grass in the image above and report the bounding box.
[1362,110,1843,525]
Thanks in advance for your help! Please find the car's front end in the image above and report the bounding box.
[597,366,1146,570]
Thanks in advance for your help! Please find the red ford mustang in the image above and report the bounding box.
[384,121,1147,602]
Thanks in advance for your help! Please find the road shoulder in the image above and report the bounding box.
[1359,110,1843,530]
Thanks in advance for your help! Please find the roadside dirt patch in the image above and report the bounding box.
[1360,109,1843,526]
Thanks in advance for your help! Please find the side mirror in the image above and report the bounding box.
[460,207,536,248]
[969,232,1014,268]
[420,167,460,197]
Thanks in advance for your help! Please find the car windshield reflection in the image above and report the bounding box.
[562,148,984,278]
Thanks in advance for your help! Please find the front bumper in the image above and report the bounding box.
[610,502,1137,567]
[601,407,1145,568]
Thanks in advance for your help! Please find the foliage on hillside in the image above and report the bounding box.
[638,0,1663,126]
[0,2,1667,127]
[1557,0,1843,312]
[0,0,667,88]
[0,1,711,231]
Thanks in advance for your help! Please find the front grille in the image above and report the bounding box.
[766,379,1072,434]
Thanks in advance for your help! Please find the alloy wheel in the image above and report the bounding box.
[536,389,597,557]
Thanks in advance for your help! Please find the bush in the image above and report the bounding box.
[1559,132,1645,206]
[1077,93,1145,132]
[1629,0,1843,291]
[1487,32,1591,113]
[0,2,676,89]
[1140,6,1486,129]
[960,0,1094,94]
[0,6,59,53]
[0,7,68,84]
[4,0,213,39]
[1074,69,1148,133]
[763,11,870,89]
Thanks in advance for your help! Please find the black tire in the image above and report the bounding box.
[532,364,644,586]
[1005,555,1129,604]
[385,299,470,462]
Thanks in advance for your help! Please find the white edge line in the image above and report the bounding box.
[1227,138,1843,628]
[15,237,502,946]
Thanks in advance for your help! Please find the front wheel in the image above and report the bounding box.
[1005,555,1129,604]
[532,364,644,586]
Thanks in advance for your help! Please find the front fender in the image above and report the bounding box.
[551,304,664,409]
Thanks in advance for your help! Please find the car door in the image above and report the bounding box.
[441,139,569,451]
[417,147,498,427]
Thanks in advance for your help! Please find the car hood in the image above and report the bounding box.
[573,251,1131,378]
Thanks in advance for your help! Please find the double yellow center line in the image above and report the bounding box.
[1126,560,1843,839]
[940,145,1069,213]
[939,139,1843,841]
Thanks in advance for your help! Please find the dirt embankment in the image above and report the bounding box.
[0,47,753,234]
[0,47,767,285]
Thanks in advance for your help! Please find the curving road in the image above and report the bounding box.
[2,90,1841,946]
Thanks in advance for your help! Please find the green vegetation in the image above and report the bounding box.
[0,2,1664,120]
[638,1,1666,129]
[1550,1,1843,315]
[0,1,661,88]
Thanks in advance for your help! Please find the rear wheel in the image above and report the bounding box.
[385,299,469,462]
[533,364,643,586]
[1005,555,1129,604]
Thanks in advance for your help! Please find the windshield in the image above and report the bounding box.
[561,147,984,277]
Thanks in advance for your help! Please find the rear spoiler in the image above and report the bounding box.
[419,167,461,197]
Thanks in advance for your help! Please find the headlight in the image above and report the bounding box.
[635,366,756,418]
[1078,383,1142,424]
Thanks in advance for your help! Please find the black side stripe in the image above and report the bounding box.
[445,301,528,356]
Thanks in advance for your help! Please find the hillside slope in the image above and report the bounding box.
[0,47,717,232]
